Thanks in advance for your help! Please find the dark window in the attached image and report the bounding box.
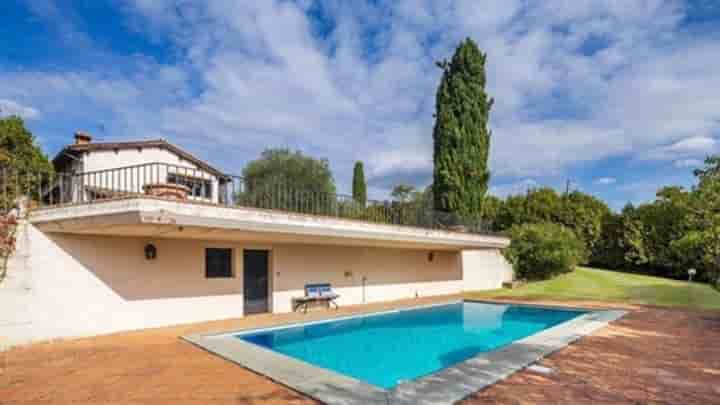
[206,248,233,278]
[167,173,213,199]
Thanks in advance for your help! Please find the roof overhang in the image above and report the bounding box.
[29,198,510,251]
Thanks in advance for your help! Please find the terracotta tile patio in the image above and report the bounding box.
[2,295,719,404]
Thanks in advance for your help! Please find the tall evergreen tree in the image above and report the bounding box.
[432,38,493,222]
[352,161,367,205]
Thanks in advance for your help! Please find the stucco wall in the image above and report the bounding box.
[0,222,512,346]
[83,147,196,172]
[79,147,220,203]
[0,223,248,346]
[0,224,486,346]
[461,249,514,291]
[271,245,462,313]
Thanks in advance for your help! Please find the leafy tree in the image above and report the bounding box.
[481,195,503,231]
[672,159,720,283]
[242,148,335,193]
[622,215,650,268]
[410,185,437,228]
[693,155,720,185]
[0,116,53,208]
[240,149,336,213]
[432,38,493,222]
[503,222,586,281]
[559,191,611,257]
[591,212,626,269]
[495,194,529,230]
[390,184,418,203]
[525,188,564,223]
[494,187,609,264]
[352,161,367,205]
[618,187,691,276]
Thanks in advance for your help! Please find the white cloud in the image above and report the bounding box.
[674,158,703,168]
[594,177,617,185]
[3,0,718,199]
[0,99,40,120]
[644,136,718,162]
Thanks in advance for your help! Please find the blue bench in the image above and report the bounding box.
[293,283,340,313]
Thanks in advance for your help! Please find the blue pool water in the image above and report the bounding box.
[238,302,583,389]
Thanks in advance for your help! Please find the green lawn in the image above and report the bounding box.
[467,267,720,311]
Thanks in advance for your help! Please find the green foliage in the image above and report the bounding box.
[503,222,586,281]
[0,116,53,174]
[491,187,610,263]
[580,155,720,284]
[495,188,562,229]
[239,149,336,214]
[242,148,336,194]
[693,155,720,185]
[481,195,502,231]
[591,213,626,269]
[560,191,610,256]
[0,116,54,208]
[669,171,720,283]
[432,38,492,222]
[0,215,18,284]
[352,161,366,205]
[390,184,418,203]
[622,215,650,268]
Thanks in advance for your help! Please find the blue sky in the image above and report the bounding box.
[2,1,720,209]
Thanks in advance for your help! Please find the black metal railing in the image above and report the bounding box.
[0,163,490,233]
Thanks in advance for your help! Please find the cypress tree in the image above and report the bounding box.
[432,38,493,222]
[352,161,367,205]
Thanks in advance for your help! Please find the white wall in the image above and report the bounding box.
[0,223,246,346]
[83,147,195,172]
[78,147,220,203]
[461,249,514,291]
[271,245,463,313]
[0,223,512,347]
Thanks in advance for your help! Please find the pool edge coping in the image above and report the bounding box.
[181,301,627,405]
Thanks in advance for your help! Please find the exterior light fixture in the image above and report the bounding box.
[144,243,157,260]
[428,252,435,262]
[688,268,696,282]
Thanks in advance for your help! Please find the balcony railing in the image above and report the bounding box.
[0,163,491,234]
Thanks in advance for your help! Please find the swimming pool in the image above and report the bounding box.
[237,301,584,389]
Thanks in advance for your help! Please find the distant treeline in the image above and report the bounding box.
[480,156,720,285]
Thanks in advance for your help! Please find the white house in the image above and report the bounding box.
[52,132,229,204]
[0,132,513,347]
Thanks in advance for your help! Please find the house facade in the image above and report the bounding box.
[52,132,229,204]
[0,133,513,346]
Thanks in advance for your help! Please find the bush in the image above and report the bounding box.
[503,222,586,281]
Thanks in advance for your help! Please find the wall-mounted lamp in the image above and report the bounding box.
[428,252,435,262]
[144,243,157,260]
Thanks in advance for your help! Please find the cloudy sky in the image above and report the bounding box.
[2,1,719,209]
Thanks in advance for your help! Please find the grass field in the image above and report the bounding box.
[467,267,720,311]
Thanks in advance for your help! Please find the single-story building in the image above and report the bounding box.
[0,133,512,346]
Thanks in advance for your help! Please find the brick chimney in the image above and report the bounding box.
[74,131,92,145]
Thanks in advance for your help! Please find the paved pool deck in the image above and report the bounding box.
[183,300,625,405]
[3,295,720,404]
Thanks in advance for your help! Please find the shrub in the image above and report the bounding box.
[503,222,586,281]
[0,214,18,284]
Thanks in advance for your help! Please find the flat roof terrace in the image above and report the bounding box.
[29,197,510,250]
